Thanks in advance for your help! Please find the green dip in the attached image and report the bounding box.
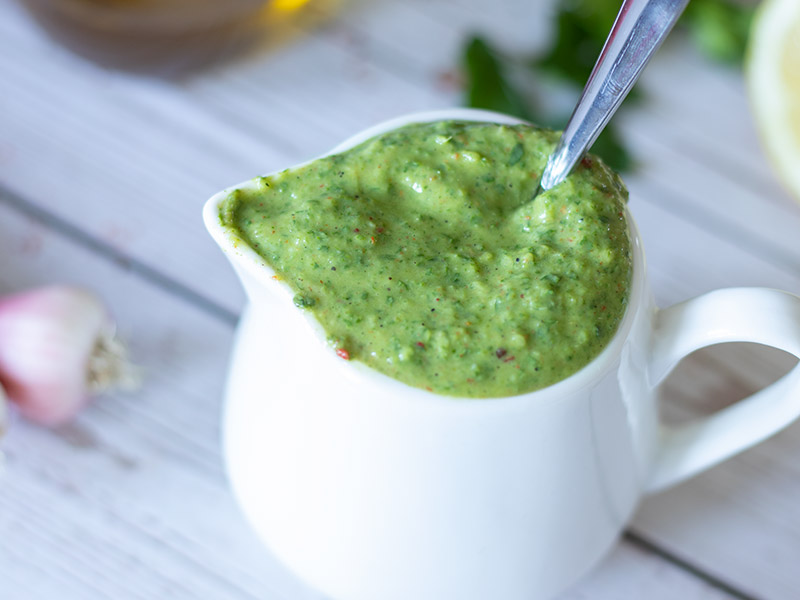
[220,120,632,397]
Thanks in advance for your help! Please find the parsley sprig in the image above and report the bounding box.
[462,0,755,172]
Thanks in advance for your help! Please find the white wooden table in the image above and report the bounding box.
[1,0,799,598]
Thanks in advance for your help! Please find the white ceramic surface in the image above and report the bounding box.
[204,109,800,600]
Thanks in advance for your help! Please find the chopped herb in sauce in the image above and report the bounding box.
[221,121,632,397]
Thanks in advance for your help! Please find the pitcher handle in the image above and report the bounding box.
[645,287,800,493]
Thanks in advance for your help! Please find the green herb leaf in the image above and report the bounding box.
[533,1,643,104]
[533,2,618,88]
[461,30,635,171]
[463,36,532,120]
[683,0,756,64]
[508,142,524,166]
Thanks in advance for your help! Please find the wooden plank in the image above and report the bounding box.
[630,194,800,306]
[565,540,737,600]
[619,87,800,273]
[625,200,800,599]
[633,347,800,600]
[0,202,322,600]
[324,0,552,77]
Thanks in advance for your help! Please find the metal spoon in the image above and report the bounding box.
[536,0,689,195]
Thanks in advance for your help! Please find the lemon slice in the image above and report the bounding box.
[746,0,800,201]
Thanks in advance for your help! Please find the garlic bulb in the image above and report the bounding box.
[0,286,137,427]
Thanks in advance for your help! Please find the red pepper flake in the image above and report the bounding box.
[370,236,376,244]
[354,228,360,233]
[581,156,593,168]
[600,305,607,311]
[520,294,525,298]
[495,348,507,359]
[336,348,351,360]
[503,355,516,363]
[416,342,425,348]
[376,227,385,234]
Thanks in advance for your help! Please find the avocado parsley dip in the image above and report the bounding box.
[219,120,632,398]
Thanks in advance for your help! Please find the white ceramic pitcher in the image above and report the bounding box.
[204,109,800,600]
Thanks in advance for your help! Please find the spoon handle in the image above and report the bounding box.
[538,0,689,191]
